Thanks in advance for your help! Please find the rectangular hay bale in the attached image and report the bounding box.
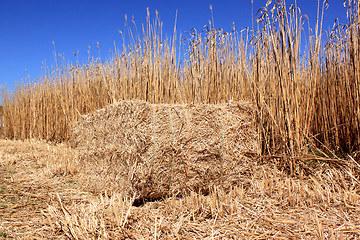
[71,100,259,201]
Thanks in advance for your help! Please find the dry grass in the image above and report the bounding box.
[0,106,3,138]
[71,100,259,200]
[48,165,360,239]
[1,1,359,156]
[1,139,359,239]
[0,139,84,239]
[1,0,360,239]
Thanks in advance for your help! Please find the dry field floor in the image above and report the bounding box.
[0,139,359,239]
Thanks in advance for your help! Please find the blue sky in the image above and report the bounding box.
[0,0,348,96]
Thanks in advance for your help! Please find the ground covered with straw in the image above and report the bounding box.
[1,137,359,239]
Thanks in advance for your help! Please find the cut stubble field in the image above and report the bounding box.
[0,138,359,239]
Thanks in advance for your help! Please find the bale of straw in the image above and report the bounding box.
[71,100,260,200]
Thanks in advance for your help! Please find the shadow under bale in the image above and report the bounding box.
[70,100,260,201]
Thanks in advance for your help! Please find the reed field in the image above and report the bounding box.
[1,0,358,156]
[1,0,360,239]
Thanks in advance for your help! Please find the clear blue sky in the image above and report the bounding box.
[0,0,348,96]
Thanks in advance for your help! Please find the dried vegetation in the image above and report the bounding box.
[71,100,259,200]
[0,140,359,239]
[1,0,359,156]
[1,0,360,239]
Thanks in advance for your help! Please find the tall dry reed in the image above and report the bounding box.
[1,1,359,156]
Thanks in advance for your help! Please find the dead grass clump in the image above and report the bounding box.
[71,100,259,200]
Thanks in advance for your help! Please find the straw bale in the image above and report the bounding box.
[71,100,259,201]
